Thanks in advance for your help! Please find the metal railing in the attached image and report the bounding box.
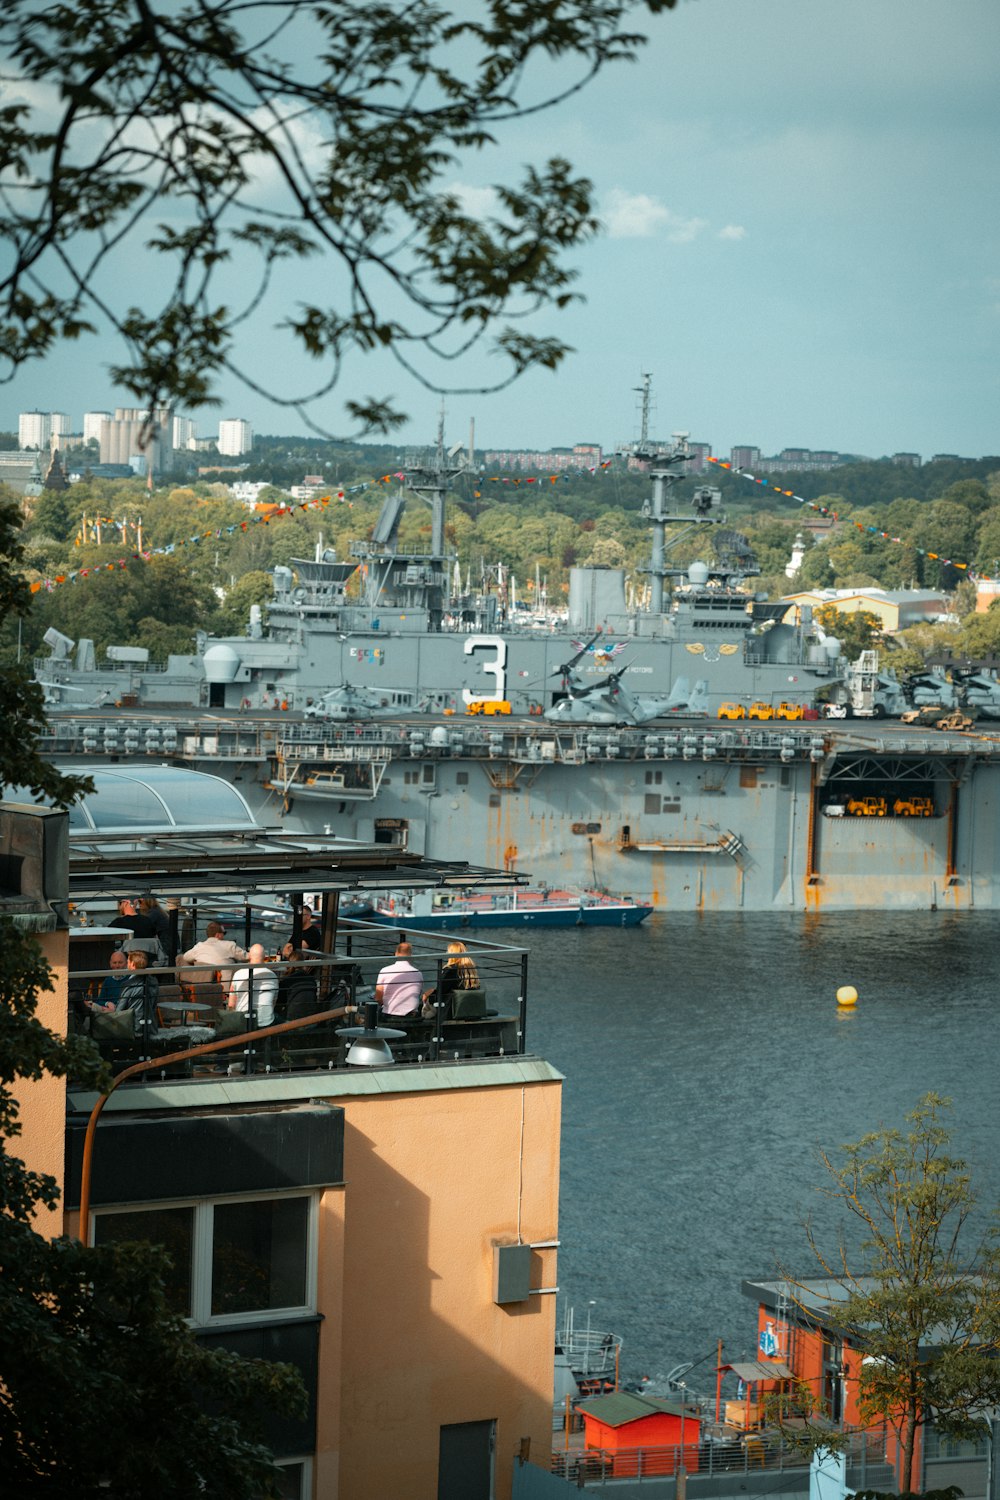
[552,1426,892,1488]
[69,926,530,1083]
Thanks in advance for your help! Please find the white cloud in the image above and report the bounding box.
[601,188,709,243]
[602,189,671,239]
[665,213,708,244]
[718,224,747,241]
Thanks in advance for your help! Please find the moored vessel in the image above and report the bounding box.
[369,886,653,929]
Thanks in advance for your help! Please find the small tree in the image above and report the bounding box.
[814,604,883,659]
[789,1095,1000,1494]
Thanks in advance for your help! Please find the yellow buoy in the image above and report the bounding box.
[836,985,858,1008]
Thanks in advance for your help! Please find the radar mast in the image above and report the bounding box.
[619,374,725,610]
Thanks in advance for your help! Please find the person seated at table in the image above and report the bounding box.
[90,948,129,1010]
[375,941,423,1021]
[276,949,323,1021]
[113,951,160,1031]
[421,940,480,1019]
[227,943,278,1027]
[178,921,247,984]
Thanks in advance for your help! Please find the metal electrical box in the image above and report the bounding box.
[493,1243,532,1305]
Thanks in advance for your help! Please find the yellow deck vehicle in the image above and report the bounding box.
[893,796,934,817]
[846,796,888,816]
[466,699,512,716]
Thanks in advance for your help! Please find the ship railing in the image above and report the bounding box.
[33,656,169,675]
[554,1325,623,1380]
[68,930,529,1083]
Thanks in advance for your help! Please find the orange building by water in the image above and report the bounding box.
[743,1277,920,1492]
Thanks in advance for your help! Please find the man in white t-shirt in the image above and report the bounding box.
[227,943,278,1026]
[375,941,423,1018]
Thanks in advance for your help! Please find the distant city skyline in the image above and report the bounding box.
[12,404,992,474]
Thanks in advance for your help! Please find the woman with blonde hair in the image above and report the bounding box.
[421,940,479,1018]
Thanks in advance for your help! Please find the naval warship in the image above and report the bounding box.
[34,428,1000,910]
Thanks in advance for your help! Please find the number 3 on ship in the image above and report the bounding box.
[462,636,507,704]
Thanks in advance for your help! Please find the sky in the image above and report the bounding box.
[3,0,999,462]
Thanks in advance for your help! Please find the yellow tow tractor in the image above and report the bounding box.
[846,796,888,816]
[893,796,934,817]
[747,702,775,721]
[466,699,512,716]
[717,702,746,720]
[775,702,804,721]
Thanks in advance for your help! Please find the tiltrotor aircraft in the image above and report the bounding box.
[543,665,709,725]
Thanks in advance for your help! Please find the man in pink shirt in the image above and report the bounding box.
[374,941,423,1018]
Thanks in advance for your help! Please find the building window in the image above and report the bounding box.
[93,1191,316,1327]
[212,1196,310,1317]
[645,770,663,785]
[94,1204,194,1316]
[275,1457,312,1498]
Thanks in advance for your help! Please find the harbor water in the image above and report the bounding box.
[527,910,1000,1387]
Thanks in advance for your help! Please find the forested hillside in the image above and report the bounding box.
[3,447,999,667]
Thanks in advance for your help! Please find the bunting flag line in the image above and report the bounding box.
[705,456,990,583]
[29,489,361,594]
[29,458,616,595]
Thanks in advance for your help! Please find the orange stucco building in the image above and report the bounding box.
[7,801,565,1500]
[744,1279,921,1492]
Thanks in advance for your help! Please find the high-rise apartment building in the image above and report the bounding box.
[19,410,57,449]
[99,406,173,473]
[217,418,253,456]
[172,414,197,450]
[83,411,111,445]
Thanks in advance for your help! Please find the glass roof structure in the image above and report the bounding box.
[65,765,258,835]
[3,764,522,905]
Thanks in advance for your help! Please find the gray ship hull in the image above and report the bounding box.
[42,710,1000,911]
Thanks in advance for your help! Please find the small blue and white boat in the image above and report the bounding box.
[368,886,653,930]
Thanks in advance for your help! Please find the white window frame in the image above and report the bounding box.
[92,1189,318,1328]
[275,1455,314,1499]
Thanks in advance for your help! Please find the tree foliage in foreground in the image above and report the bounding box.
[0,0,675,434]
[779,1096,1000,1495]
[0,495,304,1495]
